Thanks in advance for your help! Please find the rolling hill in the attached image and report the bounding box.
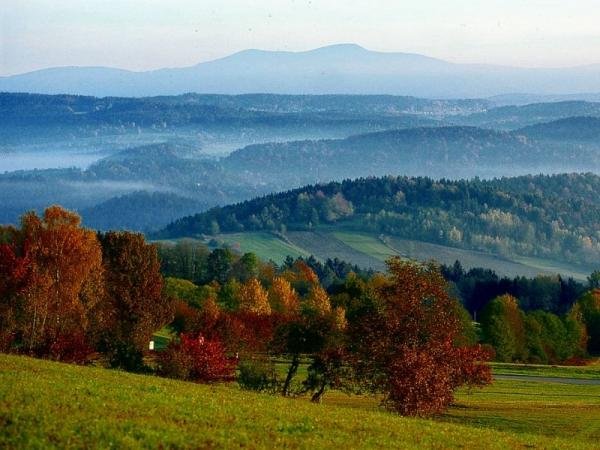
[457,101,600,129]
[518,116,600,141]
[157,174,600,269]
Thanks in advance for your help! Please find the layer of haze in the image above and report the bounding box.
[2,0,600,76]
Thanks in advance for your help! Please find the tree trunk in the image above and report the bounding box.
[282,353,299,396]
[311,382,326,403]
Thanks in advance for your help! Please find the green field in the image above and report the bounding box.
[211,230,591,280]
[216,232,311,263]
[1,354,599,448]
[491,361,600,380]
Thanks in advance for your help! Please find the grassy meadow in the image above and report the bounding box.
[1,354,599,449]
[209,230,590,280]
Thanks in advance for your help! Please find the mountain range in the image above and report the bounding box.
[2,44,600,98]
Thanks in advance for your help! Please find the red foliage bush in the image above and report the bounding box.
[159,333,236,382]
[46,332,95,364]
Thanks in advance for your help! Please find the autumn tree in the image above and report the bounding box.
[274,276,349,399]
[0,226,32,351]
[98,231,173,370]
[351,258,491,416]
[158,333,235,382]
[16,207,104,361]
[238,278,271,315]
[268,276,300,315]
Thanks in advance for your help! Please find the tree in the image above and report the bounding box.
[268,276,300,315]
[303,284,332,316]
[207,248,235,284]
[480,295,527,362]
[238,278,271,315]
[98,231,173,370]
[18,207,104,360]
[352,258,491,416]
[231,252,260,282]
[588,271,600,290]
[575,290,600,353]
[0,229,32,351]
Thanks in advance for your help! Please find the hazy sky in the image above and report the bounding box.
[2,0,600,76]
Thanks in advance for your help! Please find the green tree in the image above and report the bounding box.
[480,295,527,362]
[576,290,600,353]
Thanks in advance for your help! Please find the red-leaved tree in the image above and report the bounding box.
[351,258,492,416]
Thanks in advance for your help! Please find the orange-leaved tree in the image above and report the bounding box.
[18,206,103,361]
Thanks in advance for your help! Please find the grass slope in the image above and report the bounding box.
[212,230,589,280]
[216,232,311,263]
[1,354,598,449]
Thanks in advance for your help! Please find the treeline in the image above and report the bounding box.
[158,173,600,266]
[1,206,493,416]
[479,294,594,364]
[158,239,600,364]
[441,261,586,315]
[3,206,600,416]
[0,206,171,370]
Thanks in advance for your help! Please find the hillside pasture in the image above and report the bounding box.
[210,230,591,281]
[2,354,599,449]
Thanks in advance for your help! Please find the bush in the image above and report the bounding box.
[31,332,95,365]
[107,341,147,373]
[237,358,279,393]
[159,334,235,382]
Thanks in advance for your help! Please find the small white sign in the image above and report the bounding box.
[149,340,155,350]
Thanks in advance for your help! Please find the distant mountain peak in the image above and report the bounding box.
[2,43,600,98]
[307,43,368,53]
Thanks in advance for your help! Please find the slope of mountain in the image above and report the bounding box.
[5,118,600,230]
[518,116,600,141]
[80,191,206,232]
[488,93,600,106]
[458,101,600,129]
[2,44,600,98]
[156,173,600,268]
[223,125,598,184]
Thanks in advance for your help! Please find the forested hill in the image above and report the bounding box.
[518,116,600,141]
[157,173,600,267]
[223,126,546,181]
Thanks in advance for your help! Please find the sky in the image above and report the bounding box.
[2,0,600,76]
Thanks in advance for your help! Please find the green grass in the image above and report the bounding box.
[215,229,590,280]
[216,232,311,264]
[443,379,600,443]
[152,326,176,350]
[2,354,599,449]
[331,231,398,262]
[512,256,590,282]
[286,231,386,270]
[491,361,600,380]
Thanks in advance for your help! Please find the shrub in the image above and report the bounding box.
[29,331,96,364]
[106,341,147,373]
[159,334,235,382]
[237,358,279,392]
